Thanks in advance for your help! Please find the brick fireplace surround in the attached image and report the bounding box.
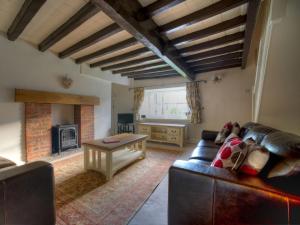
[25,103,94,162]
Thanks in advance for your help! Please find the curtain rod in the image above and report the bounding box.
[129,79,207,90]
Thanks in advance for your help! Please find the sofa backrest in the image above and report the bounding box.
[261,131,300,158]
[242,125,277,144]
[240,122,261,138]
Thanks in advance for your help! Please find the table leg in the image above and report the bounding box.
[84,145,89,170]
[97,150,101,171]
[92,150,96,169]
[141,140,146,158]
[106,152,113,181]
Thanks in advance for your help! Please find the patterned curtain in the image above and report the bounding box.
[133,87,144,116]
[186,82,202,124]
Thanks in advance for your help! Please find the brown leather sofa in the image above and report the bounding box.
[0,158,55,225]
[169,122,300,225]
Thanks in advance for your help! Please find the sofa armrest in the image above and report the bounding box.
[201,130,218,141]
[168,160,300,225]
[0,161,55,225]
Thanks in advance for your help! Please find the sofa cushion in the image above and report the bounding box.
[261,131,300,158]
[190,146,219,162]
[242,125,277,144]
[0,157,16,169]
[211,137,248,169]
[239,141,270,176]
[215,122,233,144]
[197,140,219,149]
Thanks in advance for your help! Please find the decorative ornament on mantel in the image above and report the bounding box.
[61,75,73,89]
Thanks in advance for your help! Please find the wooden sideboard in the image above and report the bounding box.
[138,122,185,147]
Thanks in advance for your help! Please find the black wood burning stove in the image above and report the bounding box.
[52,124,78,154]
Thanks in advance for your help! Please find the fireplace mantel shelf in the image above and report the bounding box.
[15,89,100,105]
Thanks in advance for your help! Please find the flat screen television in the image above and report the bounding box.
[118,113,134,124]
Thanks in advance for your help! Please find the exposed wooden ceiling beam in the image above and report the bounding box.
[90,47,150,67]
[242,0,261,68]
[59,23,122,58]
[7,0,46,41]
[38,1,101,51]
[171,15,247,46]
[193,58,242,71]
[101,55,159,71]
[195,63,242,75]
[128,71,179,78]
[121,66,174,76]
[92,0,195,80]
[159,0,248,34]
[133,73,180,80]
[180,31,245,54]
[75,37,138,64]
[142,0,185,17]
[189,52,243,67]
[112,61,166,74]
[184,43,243,62]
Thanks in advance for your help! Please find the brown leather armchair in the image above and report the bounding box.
[168,123,300,225]
[0,161,55,225]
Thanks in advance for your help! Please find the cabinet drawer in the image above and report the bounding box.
[167,135,179,143]
[167,128,180,136]
[139,125,151,134]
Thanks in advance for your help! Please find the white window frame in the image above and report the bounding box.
[139,86,189,121]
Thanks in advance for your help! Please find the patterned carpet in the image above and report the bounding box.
[53,148,181,225]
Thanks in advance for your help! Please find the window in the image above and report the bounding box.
[139,86,189,120]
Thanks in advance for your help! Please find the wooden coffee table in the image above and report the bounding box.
[83,134,148,180]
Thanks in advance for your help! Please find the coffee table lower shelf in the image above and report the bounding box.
[83,135,147,180]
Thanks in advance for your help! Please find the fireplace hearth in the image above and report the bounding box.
[52,124,78,154]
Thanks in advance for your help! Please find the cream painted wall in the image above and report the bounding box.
[134,64,255,143]
[255,0,300,135]
[111,83,134,134]
[0,34,128,164]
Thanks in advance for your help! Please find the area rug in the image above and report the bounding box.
[53,148,180,225]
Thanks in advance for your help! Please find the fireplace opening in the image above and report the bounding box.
[52,124,79,154]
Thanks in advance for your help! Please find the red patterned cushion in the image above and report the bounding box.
[239,142,270,175]
[211,137,247,170]
[214,122,233,144]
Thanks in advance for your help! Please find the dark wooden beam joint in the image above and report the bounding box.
[242,0,261,69]
[38,1,101,52]
[7,0,47,41]
[92,0,195,80]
